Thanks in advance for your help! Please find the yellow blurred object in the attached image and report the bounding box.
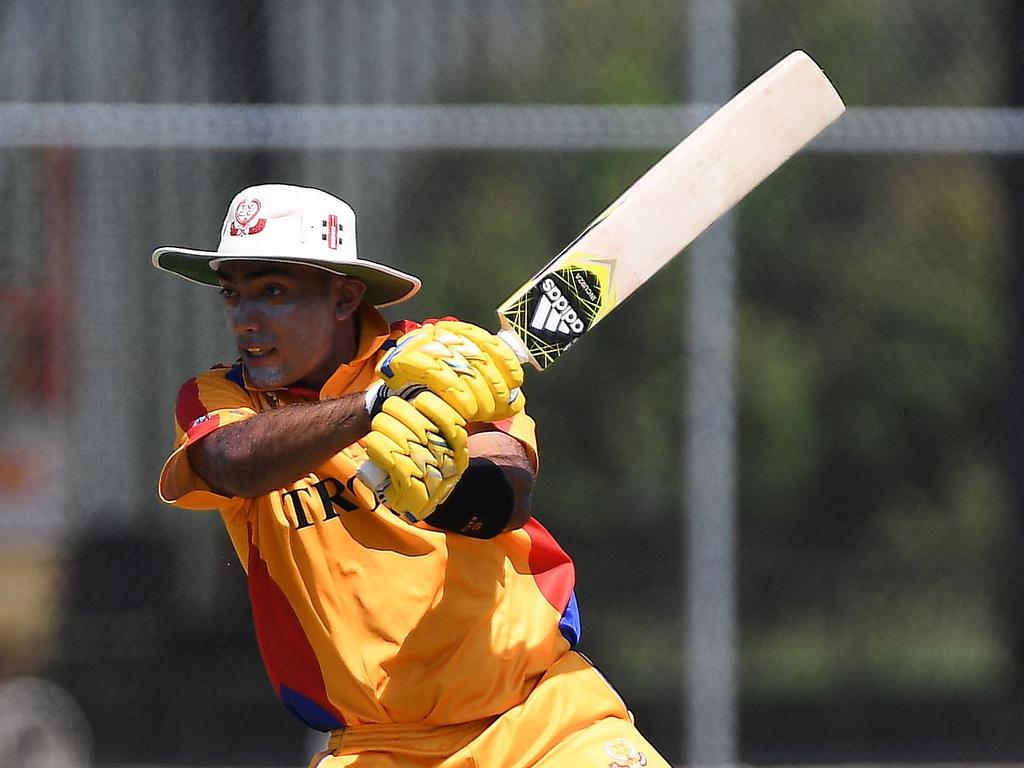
[0,545,63,675]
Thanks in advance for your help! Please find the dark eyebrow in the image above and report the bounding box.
[214,266,296,283]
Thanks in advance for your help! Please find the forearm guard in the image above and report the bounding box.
[425,458,514,539]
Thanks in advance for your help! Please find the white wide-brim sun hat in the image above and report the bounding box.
[152,183,421,307]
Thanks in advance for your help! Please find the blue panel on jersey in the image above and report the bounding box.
[559,590,581,647]
[279,685,344,732]
[225,362,245,388]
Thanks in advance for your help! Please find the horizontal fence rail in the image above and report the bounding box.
[0,103,1021,153]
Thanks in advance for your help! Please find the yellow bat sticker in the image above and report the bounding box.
[496,253,616,369]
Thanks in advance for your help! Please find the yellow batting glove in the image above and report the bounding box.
[434,320,525,417]
[362,392,469,523]
[377,321,525,423]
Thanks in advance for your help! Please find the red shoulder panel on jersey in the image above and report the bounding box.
[175,378,207,432]
[388,316,460,337]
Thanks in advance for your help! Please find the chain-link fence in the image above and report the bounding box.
[1,1,1022,766]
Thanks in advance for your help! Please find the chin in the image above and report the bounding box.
[244,365,293,390]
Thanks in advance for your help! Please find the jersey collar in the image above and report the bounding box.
[317,303,391,398]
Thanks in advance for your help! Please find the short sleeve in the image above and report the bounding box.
[158,365,256,512]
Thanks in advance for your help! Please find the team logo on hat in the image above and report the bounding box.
[605,738,647,768]
[230,198,266,236]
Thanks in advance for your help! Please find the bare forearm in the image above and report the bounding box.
[187,392,370,497]
[481,456,534,531]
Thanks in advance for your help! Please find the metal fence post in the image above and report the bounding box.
[684,0,739,765]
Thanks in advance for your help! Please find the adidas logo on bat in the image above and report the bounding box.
[530,277,585,336]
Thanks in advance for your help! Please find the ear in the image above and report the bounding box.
[334,277,367,321]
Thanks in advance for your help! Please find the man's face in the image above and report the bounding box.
[215,261,365,390]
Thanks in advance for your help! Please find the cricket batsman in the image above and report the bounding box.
[153,183,670,767]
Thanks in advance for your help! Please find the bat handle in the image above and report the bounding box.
[496,328,534,366]
[356,460,390,498]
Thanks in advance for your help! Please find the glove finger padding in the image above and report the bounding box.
[363,392,469,522]
[382,344,480,419]
[432,321,525,419]
[378,322,525,422]
[434,320,525,390]
[378,329,479,420]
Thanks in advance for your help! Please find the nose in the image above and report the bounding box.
[228,297,261,335]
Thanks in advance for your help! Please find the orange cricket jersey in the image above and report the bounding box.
[157,305,581,731]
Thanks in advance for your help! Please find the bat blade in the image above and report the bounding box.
[495,50,845,370]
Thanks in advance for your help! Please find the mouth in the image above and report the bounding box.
[240,345,276,363]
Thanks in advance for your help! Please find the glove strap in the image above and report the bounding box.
[364,380,427,418]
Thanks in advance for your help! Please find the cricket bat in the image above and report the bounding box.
[360,50,843,495]
[494,50,844,370]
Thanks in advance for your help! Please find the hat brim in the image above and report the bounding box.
[152,247,421,308]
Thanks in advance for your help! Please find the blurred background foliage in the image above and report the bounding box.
[1,0,1023,765]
